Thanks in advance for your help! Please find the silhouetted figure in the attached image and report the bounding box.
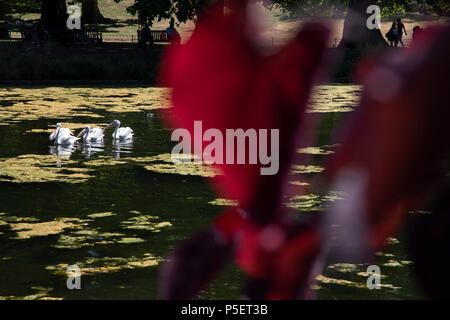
[78,27,90,44]
[396,18,407,47]
[32,18,45,47]
[386,22,399,47]
[138,24,153,47]
[412,26,423,42]
[166,18,181,45]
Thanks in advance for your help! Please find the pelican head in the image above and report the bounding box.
[104,120,121,131]
[77,125,91,139]
[49,123,62,141]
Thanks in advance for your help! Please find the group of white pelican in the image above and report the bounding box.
[49,120,133,146]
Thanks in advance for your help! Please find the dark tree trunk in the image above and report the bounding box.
[41,0,67,30]
[338,0,388,49]
[194,0,224,29]
[82,0,105,24]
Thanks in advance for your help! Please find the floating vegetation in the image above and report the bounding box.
[121,215,172,232]
[285,191,345,211]
[0,155,93,184]
[87,212,116,219]
[297,145,335,155]
[117,237,145,244]
[81,154,219,178]
[288,180,310,186]
[308,85,362,113]
[316,274,367,289]
[81,87,170,113]
[383,260,414,268]
[10,218,90,240]
[26,122,109,134]
[129,153,221,178]
[385,237,400,245]
[46,254,161,276]
[54,230,127,249]
[290,165,324,175]
[327,263,359,273]
[0,212,39,223]
[316,274,401,291]
[0,87,170,126]
[375,252,395,258]
[0,287,61,300]
[208,198,239,207]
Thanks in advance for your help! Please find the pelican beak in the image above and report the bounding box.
[103,122,114,131]
[77,129,86,139]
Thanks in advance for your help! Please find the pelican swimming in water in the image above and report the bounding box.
[49,123,72,141]
[77,125,104,142]
[50,123,79,146]
[104,120,134,141]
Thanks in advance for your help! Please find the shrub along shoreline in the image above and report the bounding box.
[0,42,165,83]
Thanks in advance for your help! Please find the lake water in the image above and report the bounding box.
[0,85,422,299]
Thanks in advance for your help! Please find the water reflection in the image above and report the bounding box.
[49,145,76,159]
[49,140,135,160]
[79,141,105,159]
[112,140,134,159]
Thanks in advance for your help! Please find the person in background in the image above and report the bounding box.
[32,18,44,47]
[138,24,153,47]
[166,18,181,45]
[386,22,399,47]
[396,18,407,47]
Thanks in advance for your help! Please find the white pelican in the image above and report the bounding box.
[49,123,72,141]
[77,125,104,142]
[50,123,79,146]
[104,120,134,141]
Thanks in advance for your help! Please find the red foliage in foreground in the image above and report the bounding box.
[159,0,450,299]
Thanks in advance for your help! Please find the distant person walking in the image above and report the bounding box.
[166,18,181,45]
[386,22,399,47]
[396,18,407,47]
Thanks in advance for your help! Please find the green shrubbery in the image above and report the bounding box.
[0,43,163,81]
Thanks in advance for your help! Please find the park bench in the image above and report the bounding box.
[137,29,169,45]
[84,28,103,45]
[63,28,102,46]
[6,31,22,42]
[20,26,34,42]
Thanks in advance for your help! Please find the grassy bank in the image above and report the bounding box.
[0,42,165,82]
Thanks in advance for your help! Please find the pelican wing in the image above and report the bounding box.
[87,127,104,141]
[117,127,134,140]
[59,128,72,137]
[58,134,79,146]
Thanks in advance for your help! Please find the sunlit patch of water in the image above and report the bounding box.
[0,155,93,183]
